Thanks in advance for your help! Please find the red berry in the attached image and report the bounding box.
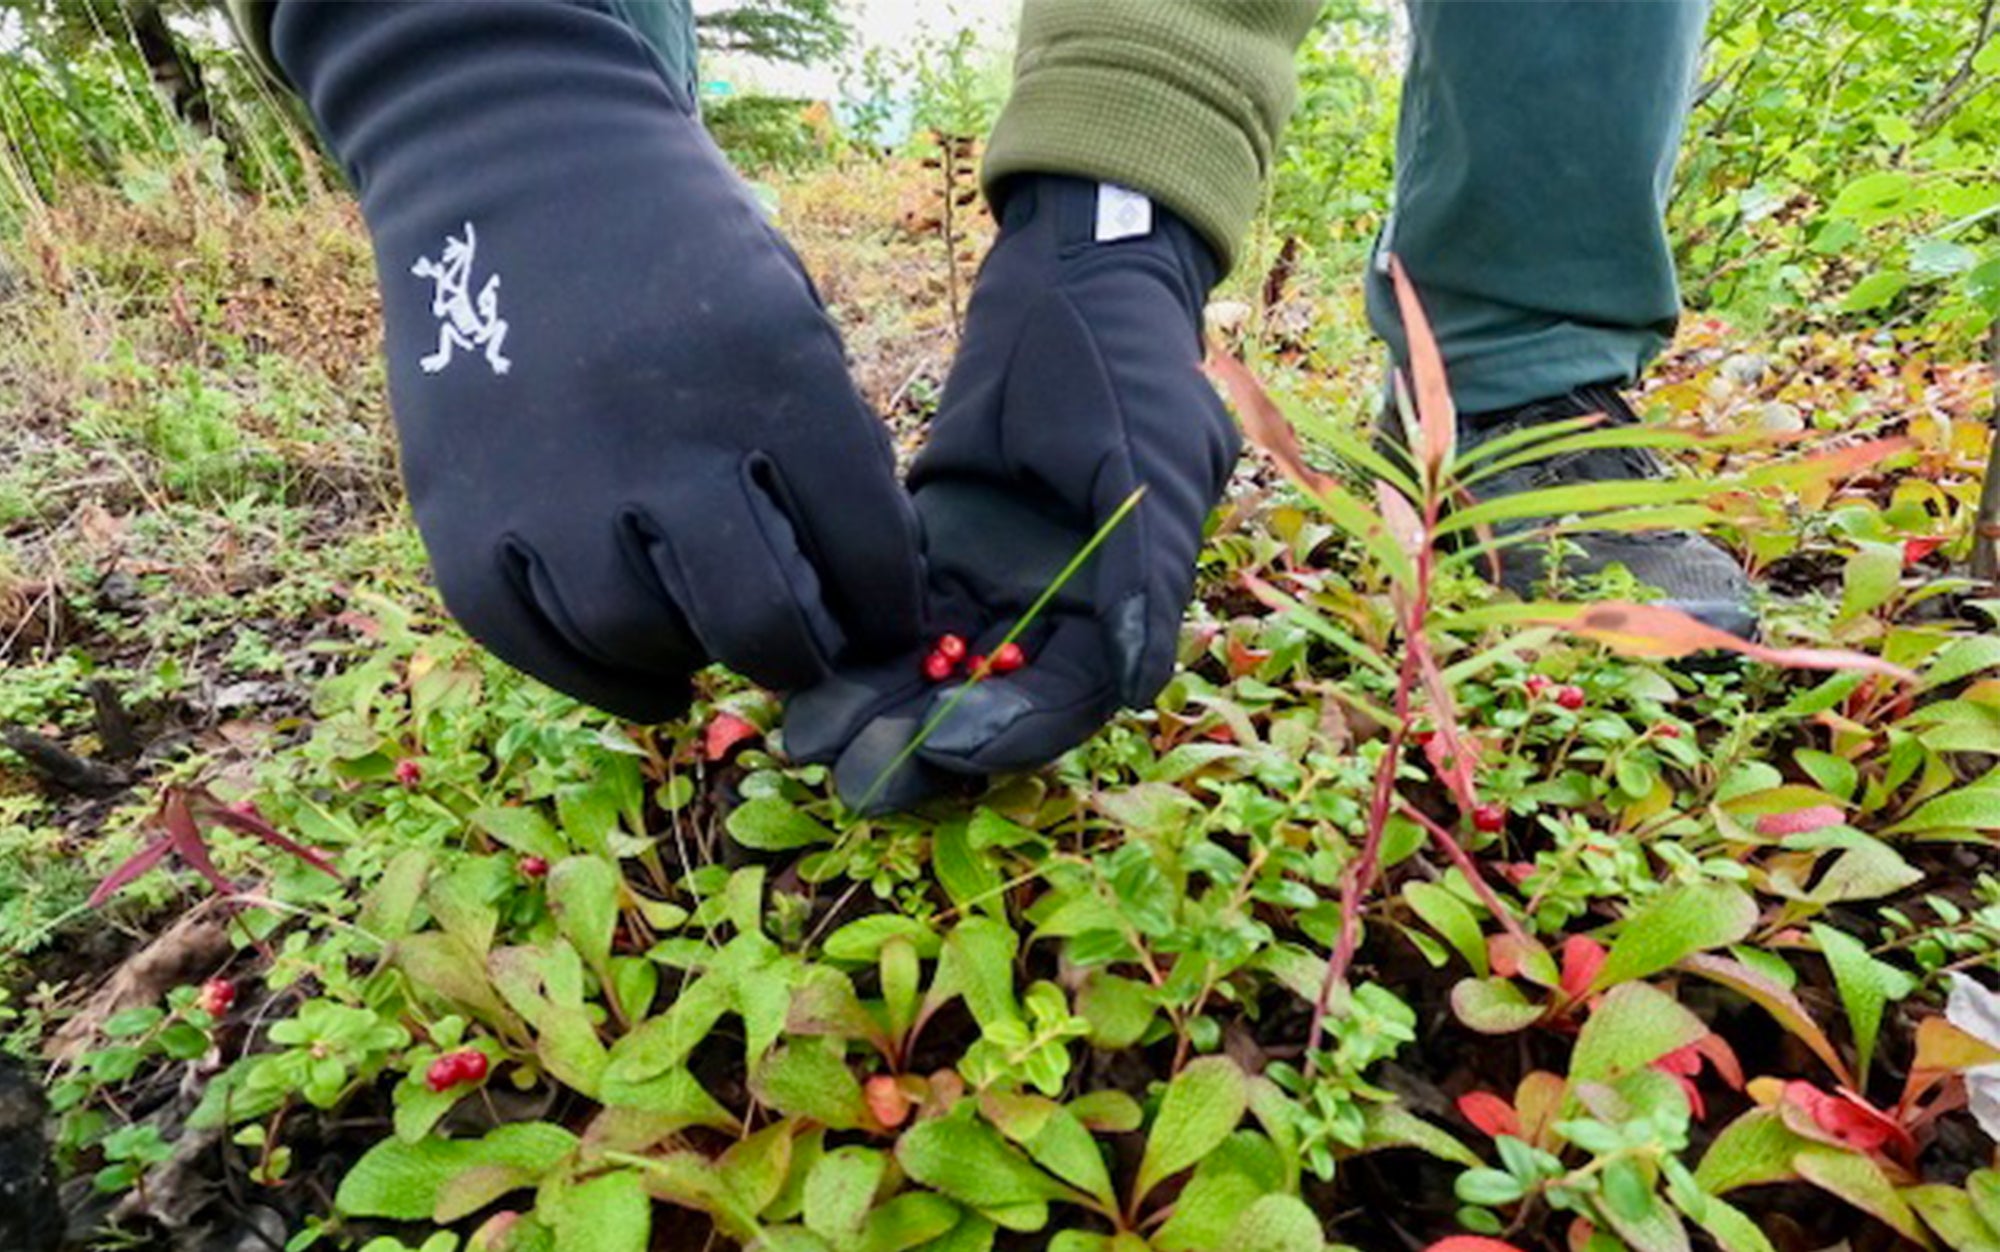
[965,654,988,676]
[425,1049,487,1093]
[197,978,235,1018]
[935,634,968,664]
[395,759,423,787]
[922,651,956,683]
[519,855,549,879]
[1472,803,1506,834]
[1525,675,1552,697]
[1656,724,1683,739]
[989,642,1025,674]
[1411,728,1437,747]
[1555,685,1586,711]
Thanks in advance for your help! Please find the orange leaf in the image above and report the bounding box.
[1387,254,1457,479]
[1204,351,1337,496]
[1531,601,1917,682]
[1426,1240,1528,1252]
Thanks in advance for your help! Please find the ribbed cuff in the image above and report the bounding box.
[984,64,1266,274]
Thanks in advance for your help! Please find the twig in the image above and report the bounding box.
[1975,320,2000,583]
[0,725,129,796]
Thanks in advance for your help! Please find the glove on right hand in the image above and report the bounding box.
[273,0,922,721]
[785,176,1239,810]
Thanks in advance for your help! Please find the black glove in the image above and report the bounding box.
[272,0,920,721]
[785,175,1238,810]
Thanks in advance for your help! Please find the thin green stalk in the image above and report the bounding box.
[847,486,1148,818]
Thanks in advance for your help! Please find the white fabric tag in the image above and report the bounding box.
[1095,183,1153,243]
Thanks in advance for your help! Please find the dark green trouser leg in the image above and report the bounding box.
[610,0,699,102]
[1365,0,1709,415]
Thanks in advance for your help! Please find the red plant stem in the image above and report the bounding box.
[1306,719,1406,1070]
[1394,799,1531,947]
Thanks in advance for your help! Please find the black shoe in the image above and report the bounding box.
[1450,382,1756,639]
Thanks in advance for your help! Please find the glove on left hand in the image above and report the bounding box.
[272,0,922,722]
[786,176,1238,810]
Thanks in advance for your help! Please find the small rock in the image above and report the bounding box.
[1205,299,1252,338]
[1720,352,1769,386]
[1755,401,1805,433]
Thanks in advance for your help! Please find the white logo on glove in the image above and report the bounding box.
[413,222,511,376]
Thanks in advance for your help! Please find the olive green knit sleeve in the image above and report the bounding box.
[983,0,1322,273]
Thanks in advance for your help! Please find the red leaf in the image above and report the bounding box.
[1204,351,1338,497]
[1531,601,1917,683]
[1425,1240,1529,1252]
[704,712,761,762]
[1558,936,1608,1002]
[1903,537,1944,567]
[1456,1090,1522,1139]
[1387,254,1457,478]
[87,834,174,908]
[203,796,342,879]
[1695,1030,1745,1090]
[1756,804,1845,836]
[1653,1044,1704,1077]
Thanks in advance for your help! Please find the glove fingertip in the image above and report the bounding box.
[834,717,952,815]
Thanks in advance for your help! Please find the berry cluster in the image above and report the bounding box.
[424,1048,490,1093]
[923,634,1024,684]
[197,978,236,1018]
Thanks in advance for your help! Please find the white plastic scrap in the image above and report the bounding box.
[1946,973,2000,1140]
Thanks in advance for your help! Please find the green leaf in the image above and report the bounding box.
[604,974,730,1084]
[1594,882,1758,990]
[1597,1183,1691,1252]
[856,1193,964,1252]
[1794,1145,1934,1247]
[1404,881,1489,976]
[1450,977,1546,1035]
[1682,1192,1778,1252]
[1076,972,1157,1050]
[596,1066,736,1134]
[1570,983,1707,1086]
[1908,1186,2000,1252]
[751,1039,870,1131]
[1923,636,2000,690]
[1357,1103,1481,1167]
[720,1121,796,1219]
[895,1104,1083,1229]
[930,918,1021,1030]
[1840,542,1904,620]
[548,856,620,976]
[1843,270,1908,313]
[336,1122,577,1220]
[805,1147,887,1245]
[1811,923,1915,1081]
[548,1169,649,1252]
[1890,783,2000,836]
[727,797,836,851]
[1456,1168,1527,1206]
[1135,1057,1249,1204]
[1693,1110,1807,1195]
[935,822,1003,918]
[824,915,943,963]
[1153,1132,1288,1250]
[1235,1194,1326,1252]
[471,805,567,861]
